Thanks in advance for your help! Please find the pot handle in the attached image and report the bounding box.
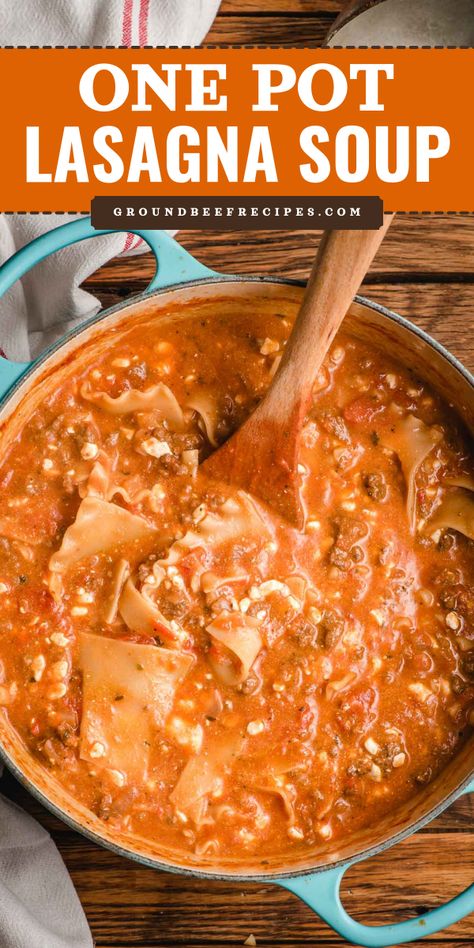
[0,216,219,400]
[281,783,474,947]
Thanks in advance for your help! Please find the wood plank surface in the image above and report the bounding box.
[220,1,342,13]
[2,2,473,947]
[207,0,339,44]
[85,215,474,280]
[207,14,334,44]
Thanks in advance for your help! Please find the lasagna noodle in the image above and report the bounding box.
[207,611,263,685]
[170,731,244,820]
[48,497,155,595]
[104,558,130,625]
[163,492,273,566]
[429,487,474,540]
[186,391,219,447]
[79,632,193,782]
[119,576,180,640]
[80,381,185,428]
[384,414,442,532]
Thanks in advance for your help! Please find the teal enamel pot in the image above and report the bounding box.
[326,0,474,44]
[0,217,472,947]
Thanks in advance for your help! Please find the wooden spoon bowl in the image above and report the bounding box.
[203,216,393,527]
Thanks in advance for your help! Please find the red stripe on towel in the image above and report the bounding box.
[139,0,150,45]
[122,0,134,46]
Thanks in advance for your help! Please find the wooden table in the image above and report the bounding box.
[3,3,474,946]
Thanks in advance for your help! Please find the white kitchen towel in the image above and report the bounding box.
[0,0,221,361]
[0,2,220,947]
[0,792,91,948]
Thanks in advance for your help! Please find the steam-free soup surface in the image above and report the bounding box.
[0,299,473,865]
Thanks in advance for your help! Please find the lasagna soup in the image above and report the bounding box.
[0,297,473,864]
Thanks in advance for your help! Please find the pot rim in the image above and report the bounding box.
[4,274,474,403]
[326,0,389,44]
[0,274,473,883]
[325,0,474,45]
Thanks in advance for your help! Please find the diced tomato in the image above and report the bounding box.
[335,686,377,736]
[179,551,204,581]
[389,391,417,412]
[153,621,176,641]
[16,585,61,618]
[343,396,380,425]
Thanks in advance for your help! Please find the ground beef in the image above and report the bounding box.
[462,652,474,678]
[362,472,387,501]
[330,516,368,569]
[318,408,351,443]
[439,582,474,631]
[289,613,320,649]
[319,610,345,648]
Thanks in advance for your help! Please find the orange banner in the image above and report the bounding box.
[0,47,472,212]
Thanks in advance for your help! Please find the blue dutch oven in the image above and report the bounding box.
[0,217,472,947]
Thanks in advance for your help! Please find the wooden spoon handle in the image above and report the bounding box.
[259,214,394,423]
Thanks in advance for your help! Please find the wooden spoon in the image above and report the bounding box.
[202,215,393,528]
